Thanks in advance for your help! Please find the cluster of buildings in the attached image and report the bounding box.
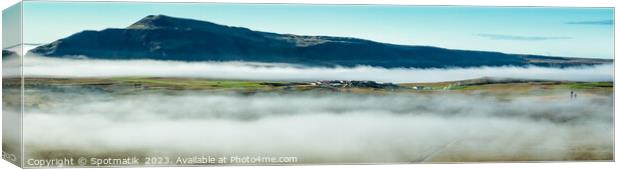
[411,86,433,90]
[309,80,399,89]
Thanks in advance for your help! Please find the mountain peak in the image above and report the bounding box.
[127,14,224,30]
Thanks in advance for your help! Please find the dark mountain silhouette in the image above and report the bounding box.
[30,15,612,68]
[2,50,16,59]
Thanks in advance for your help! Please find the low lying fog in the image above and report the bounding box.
[23,90,613,162]
[9,51,614,162]
[7,55,613,83]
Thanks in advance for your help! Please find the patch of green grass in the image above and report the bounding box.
[109,77,267,89]
[445,82,613,91]
[562,82,613,90]
[446,85,481,90]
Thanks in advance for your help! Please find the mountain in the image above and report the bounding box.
[30,15,612,68]
[2,50,16,59]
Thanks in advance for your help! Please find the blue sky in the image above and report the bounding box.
[18,1,614,59]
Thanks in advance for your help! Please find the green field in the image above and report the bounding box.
[7,77,612,95]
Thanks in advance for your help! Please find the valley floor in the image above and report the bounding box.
[2,77,614,165]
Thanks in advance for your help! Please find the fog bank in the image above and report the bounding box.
[10,55,613,82]
[23,90,613,162]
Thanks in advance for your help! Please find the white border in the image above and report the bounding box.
[4,0,619,7]
[1,0,617,169]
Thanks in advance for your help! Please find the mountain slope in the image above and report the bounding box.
[30,15,612,68]
[2,50,17,59]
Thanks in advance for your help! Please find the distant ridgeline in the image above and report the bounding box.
[2,50,16,59]
[30,15,612,68]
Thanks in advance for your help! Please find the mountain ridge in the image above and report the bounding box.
[30,14,612,68]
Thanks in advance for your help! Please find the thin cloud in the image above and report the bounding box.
[566,20,613,25]
[477,34,572,41]
[6,55,613,83]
